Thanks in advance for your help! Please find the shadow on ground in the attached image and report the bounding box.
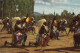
[17,52,29,53]
[0,37,11,39]
[35,47,80,52]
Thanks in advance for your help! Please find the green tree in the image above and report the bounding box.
[3,0,34,17]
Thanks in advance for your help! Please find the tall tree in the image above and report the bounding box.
[3,0,34,17]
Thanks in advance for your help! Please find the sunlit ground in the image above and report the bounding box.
[0,24,80,53]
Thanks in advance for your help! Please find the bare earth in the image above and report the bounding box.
[0,24,80,53]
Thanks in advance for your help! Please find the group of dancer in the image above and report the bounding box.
[1,13,80,47]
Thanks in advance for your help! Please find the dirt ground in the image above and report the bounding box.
[0,24,80,53]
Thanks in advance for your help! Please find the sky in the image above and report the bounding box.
[34,0,80,15]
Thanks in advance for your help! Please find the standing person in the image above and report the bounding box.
[50,16,58,39]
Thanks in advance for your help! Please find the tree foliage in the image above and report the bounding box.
[3,0,34,17]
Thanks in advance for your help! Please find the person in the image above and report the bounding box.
[0,17,12,33]
[14,19,27,46]
[36,22,48,46]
